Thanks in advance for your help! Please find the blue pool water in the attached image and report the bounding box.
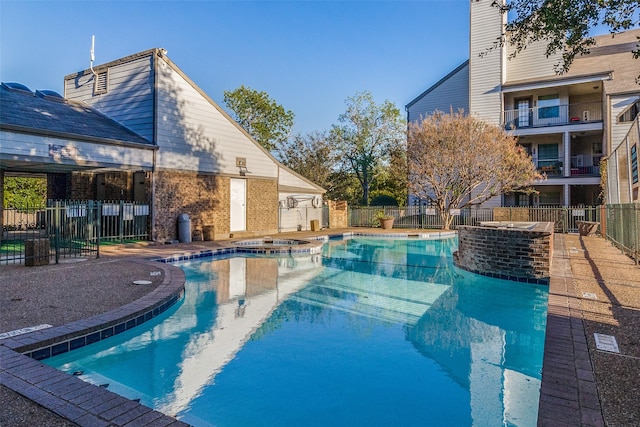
[46,237,548,426]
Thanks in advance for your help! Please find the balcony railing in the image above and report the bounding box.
[570,154,602,176]
[537,158,564,177]
[504,101,603,130]
[534,154,602,177]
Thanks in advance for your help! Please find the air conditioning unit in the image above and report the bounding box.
[583,110,590,121]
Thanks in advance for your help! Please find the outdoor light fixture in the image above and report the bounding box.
[236,157,250,176]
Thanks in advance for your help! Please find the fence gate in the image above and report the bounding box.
[1,200,150,266]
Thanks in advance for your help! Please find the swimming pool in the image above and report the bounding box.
[46,236,548,426]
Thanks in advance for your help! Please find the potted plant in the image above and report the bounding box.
[374,210,394,230]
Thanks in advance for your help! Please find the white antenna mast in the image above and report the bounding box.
[90,35,97,76]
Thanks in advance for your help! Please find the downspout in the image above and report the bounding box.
[277,166,281,233]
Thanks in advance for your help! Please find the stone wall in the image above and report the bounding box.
[454,222,554,284]
[493,207,530,222]
[0,171,3,232]
[153,172,280,241]
[246,178,278,234]
[328,200,348,229]
[70,172,96,200]
[154,170,226,241]
[47,173,71,200]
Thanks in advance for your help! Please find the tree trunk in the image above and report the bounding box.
[438,208,451,231]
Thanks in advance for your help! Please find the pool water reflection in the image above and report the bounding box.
[46,237,548,426]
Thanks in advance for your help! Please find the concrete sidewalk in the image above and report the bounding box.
[1,230,638,426]
[549,234,639,426]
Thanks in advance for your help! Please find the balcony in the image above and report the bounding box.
[570,154,601,176]
[534,154,601,178]
[537,159,563,177]
[504,101,603,130]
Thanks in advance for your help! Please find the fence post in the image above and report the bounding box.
[119,200,125,243]
[632,204,640,265]
[53,201,61,264]
[95,201,101,259]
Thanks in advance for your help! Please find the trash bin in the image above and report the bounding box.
[178,214,192,243]
[310,219,320,231]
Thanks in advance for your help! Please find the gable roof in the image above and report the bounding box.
[502,28,640,95]
[406,60,469,109]
[0,82,152,147]
[152,52,325,192]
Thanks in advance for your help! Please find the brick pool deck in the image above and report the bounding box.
[1,230,638,426]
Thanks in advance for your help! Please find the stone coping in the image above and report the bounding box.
[475,221,555,233]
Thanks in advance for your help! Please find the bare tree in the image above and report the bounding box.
[408,110,541,230]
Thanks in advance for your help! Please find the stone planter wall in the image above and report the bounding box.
[454,222,554,284]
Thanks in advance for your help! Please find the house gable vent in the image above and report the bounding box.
[93,70,109,95]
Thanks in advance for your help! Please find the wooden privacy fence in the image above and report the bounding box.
[1,200,150,265]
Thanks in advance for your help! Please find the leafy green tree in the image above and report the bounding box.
[276,131,337,193]
[407,110,541,230]
[3,176,47,208]
[330,91,406,206]
[327,170,363,206]
[492,0,639,76]
[223,85,295,151]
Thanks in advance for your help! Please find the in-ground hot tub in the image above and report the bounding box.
[232,237,324,254]
[476,221,538,230]
[454,221,554,284]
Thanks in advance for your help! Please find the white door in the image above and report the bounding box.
[230,178,246,232]
[228,257,246,299]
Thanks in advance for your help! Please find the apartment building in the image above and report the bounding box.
[407,0,640,207]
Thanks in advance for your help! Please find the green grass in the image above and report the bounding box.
[0,240,25,254]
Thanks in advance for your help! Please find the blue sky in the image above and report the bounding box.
[1,0,470,135]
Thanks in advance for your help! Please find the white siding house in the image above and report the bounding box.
[3,48,325,240]
[406,61,469,122]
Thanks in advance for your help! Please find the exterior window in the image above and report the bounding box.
[538,143,561,175]
[617,100,639,123]
[539,191,561,206]
[94,70,108,95]
[538,94,560,119]
[538,143,558,160]
[517,193,530,206]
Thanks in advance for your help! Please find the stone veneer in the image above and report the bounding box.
[154,170,227,241]
[454,222,554,284]
[327,200,348,228]
[246,178,278,234]
[154,171,279,241]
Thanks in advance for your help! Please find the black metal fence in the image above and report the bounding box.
[348,205,599,233]
[603,204,640,264]
[1,200,150,265]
